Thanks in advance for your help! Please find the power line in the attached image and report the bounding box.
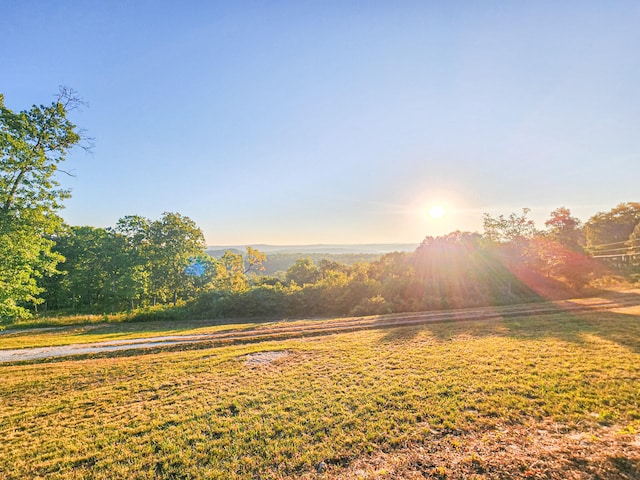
[589,239,640,250]
[588,243,640,254]
[592,252,640,259]
[587,239,630,248]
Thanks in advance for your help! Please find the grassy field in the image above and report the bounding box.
[1,307,639,479]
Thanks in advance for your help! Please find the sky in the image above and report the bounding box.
[2,1,640,245]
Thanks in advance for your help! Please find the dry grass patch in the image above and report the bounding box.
[303,422,640,479]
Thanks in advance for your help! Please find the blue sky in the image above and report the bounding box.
[3,1,640,245]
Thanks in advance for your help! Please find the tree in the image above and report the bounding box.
[0,211,64,317]
[544,207,584,251]
[45,226,137,311]
[0,88,85,319]
[584,203,640,255]
[43,213,208,311]
[286,257,320,286]
[244,246,266,275]
[628,222,640,255]
[53,226,109,309]
[412,232,490,307]
[217,250,249,292]
[483,208,537,244]
[148,212,206,305]
[113,215,153,307]
[524,236,593,289]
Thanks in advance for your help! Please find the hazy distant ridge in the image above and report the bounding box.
[207,243,418,255]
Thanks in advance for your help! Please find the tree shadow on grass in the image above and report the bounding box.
[377,325,426,343]
[500,288,640,354]
[375,290,640,354]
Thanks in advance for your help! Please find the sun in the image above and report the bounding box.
[429,205,446,219]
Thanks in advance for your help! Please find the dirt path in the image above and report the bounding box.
[2,294,639,363]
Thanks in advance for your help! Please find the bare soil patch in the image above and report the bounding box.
[243,350,290,366]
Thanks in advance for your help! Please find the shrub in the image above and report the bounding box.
[350,295,393,316]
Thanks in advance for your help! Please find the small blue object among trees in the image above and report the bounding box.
[185,259,207,277]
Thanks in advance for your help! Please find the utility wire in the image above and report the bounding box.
[588,243,640,254]
[592,252,640,259]
[588,239,640,250]
[588,239,637,249]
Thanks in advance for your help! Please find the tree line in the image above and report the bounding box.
[2,90,640,322]
[173,203,639,321]
[38,214,271,313]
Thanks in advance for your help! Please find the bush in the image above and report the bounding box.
[187,291,229,318]
[130,304,189,322]
[350,295,392,316]
[222,286,286,318]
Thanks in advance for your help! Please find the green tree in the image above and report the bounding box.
[217,250,249,292]
[286,257,320,286]
[584,203,640,255]
[483,208,537,244]
[113,215,153,307]
[0,211,64,317]
[0,89,84,319]
[99,229,147,311]
[628,222,640,255]
[412,232,490,308]
[148,212,206,305]
[54,226,109,309]
[244,246,266,275]
[44,226,142,312]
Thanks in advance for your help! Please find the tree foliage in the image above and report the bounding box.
[0,89,84,319]
[41,213,207,311]
[148,212,206,304]
[584,203,640,254]
[7,192,640,322]
[483,208,537,244]
[544,207,584,251]
[285,257,320,286]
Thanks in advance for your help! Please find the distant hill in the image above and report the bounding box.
[206,243,417,256]
[260,252,384,276]
[206,244,418,276]
[206,248,245,258]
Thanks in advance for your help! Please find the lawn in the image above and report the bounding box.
[1,308,639,479]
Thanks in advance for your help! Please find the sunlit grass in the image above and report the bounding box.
[0,319,263,350]
[2,304,197,331]
[1,311,639,479]
[5,311,140,329]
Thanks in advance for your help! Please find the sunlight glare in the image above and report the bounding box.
[429,205,446,219]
